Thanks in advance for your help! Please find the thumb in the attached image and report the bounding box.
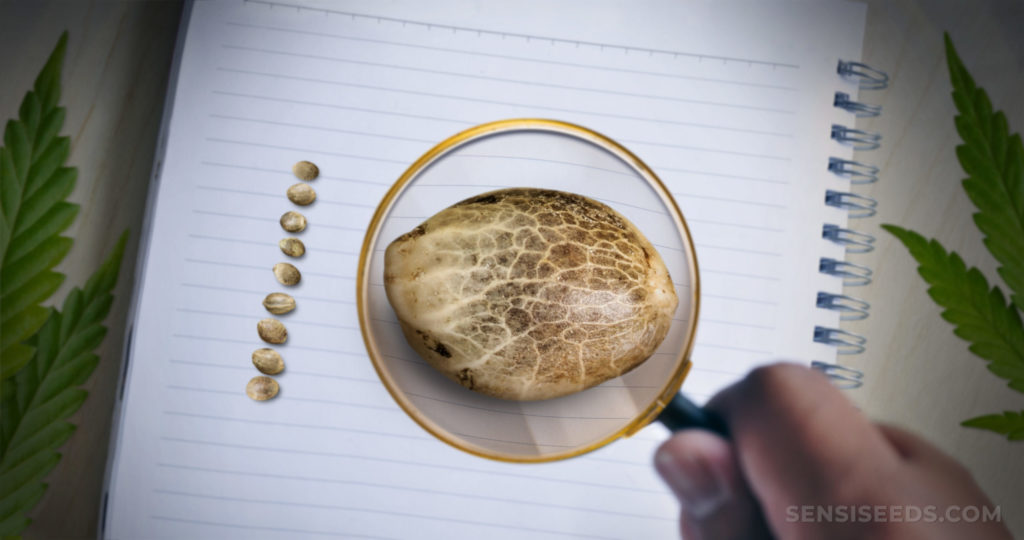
[654,430,771,540]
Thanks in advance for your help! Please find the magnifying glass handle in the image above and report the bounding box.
[657,393,729,437]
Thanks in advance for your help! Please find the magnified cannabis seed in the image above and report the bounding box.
[247,375,280,401]
[292,160,319,181]
[263,292,296,314]
[279,237,305,257]
[257,318,287,344]
[287,183,316,205]
[273,262,301,286]
[252,348,285,375]
[280,211,307,232]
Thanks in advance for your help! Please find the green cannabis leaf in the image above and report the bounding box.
[884,225,1024,394]
[945,33,1024,313]
[962,411,1024,441]
[0,231,127,537]
[0,32,80,381]
[885,36,1024,441]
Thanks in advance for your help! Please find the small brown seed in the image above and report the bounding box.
[279,237,305,257]
[257,318,287,344]
[246,375,280,401]
[252,348,285,375]
[280,211,307,232]
[292,160,319,181]
[263,292,296,314]
[273,262,301,286]
[287,183,316,205]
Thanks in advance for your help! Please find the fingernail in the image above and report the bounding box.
[655,446,729,519]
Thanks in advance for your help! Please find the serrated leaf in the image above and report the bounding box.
[1,306,50,350]
[0,32,76,379]
[0,231,126,538]
[0,237,71,296]
[945,34,1024,312]
[883,225,1024,396]
[962,411,1024,441]
[0,272,64,326]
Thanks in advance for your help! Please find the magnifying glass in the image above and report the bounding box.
[357,119,720,463]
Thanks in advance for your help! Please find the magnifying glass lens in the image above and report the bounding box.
[359,120,698,462]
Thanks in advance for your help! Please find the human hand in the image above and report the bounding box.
[654,363,1012,539]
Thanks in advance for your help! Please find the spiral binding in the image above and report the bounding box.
[822,224,875,253]
[831,124,881,150]
[837,60,889,90]
[834,92,881,117]
[828,157,879,184]
[813,59,887,387]
[813,326,867,354]
[811,361,864,389]
[825,190,877,218]
[816,292,870,321]
[819,257,873,286]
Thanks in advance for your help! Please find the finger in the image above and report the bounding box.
[877,424,963,466]
[707,364,900,526]
[655,430,772,540]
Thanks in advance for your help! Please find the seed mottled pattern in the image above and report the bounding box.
[246,375,280,400]
[292,160,319,181]
[280,211,307,232]
[287,183,316,205]
[384,188,678,401]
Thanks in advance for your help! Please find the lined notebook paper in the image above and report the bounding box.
[104,1,867,538]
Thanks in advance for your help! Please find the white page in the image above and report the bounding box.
[104,0,867,538]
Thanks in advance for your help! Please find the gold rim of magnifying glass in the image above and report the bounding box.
[356,118,701,463]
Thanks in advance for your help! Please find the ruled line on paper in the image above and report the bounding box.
[210,113,437,144]
[212,89,792,137]
[216,62,797,114]
[208,114,791,160]
[239,0,801,69]
[187,233,360,256]
[168,385,398,411]
[154,485,672,524]
[151,488,643,539]
[150,516,396,540]
[191,209,368,232]
[173,334,366,356]
[179,282,357,305]
[700,318,775,330]
[224,20,802,88]
[164,410,429,440]
[200,160,393,186]
[169,359,379,383]
[156,427,661,493]
[175,308,362,330]
[669,191,788,209]
[183,257,357,280]
[204,137,409,165]
[652,165,788,185]
[212,89,472,125]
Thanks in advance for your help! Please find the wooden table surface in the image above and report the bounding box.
[0,0,1021,538]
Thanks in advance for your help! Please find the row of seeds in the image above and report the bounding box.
[246,160,319,401]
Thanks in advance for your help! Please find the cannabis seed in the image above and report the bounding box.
[287,183,316,205]
[280,211,307,232]
[292,160,319,181]
[252,348,285,375]
[279,237,305,257]
[273,262,301,286]
[246,375,280,401]
[257,318,288,344]
[263,292,296,314]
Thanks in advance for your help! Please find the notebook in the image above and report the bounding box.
[102,0,881,537]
